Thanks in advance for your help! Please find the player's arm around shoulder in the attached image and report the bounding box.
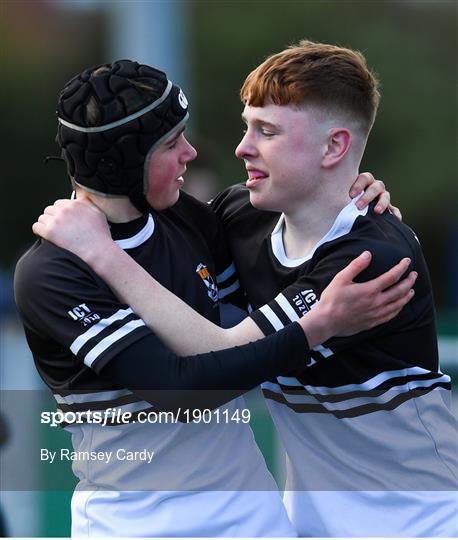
[228,249,417,352]
[243,231,418,359]
[343,222,415,282]
[314,231,423,344]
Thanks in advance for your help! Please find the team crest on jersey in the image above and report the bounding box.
[195,263,219,303]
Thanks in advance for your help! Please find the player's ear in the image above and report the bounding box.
[322,128,352,168]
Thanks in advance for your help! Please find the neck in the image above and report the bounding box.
[76,190,142,223]
[282,170,355,260]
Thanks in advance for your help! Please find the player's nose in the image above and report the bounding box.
[183,137,197,163]
[235,131,257,159]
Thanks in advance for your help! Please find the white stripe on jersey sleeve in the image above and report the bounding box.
[275,293,299,321]
[70,308,136,355]
[272,293,334,357]
[216,262,236,283]
[259,305,284,331]
[218,280,240,299]
[83,319,146,368]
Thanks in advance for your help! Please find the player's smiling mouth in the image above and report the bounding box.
[246,167,268,189]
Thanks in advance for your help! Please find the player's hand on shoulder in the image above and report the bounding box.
[349,171,402,219]
[32,197,111,265]
[314,251,417,339]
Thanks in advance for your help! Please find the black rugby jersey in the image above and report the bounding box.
[14,191,241,405]
[14,190,300,536]
[211,183,449,411]
[211,184,457,537]
[212,185,458,524]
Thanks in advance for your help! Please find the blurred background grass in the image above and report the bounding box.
[0,0,456,536]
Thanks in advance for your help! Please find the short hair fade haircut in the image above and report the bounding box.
[240,40,381,135]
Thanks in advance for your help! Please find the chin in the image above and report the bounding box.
[148,190,180,211]
[249,192,278,212]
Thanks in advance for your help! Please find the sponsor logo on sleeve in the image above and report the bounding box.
[68,303,101,327]
[291,289,319,315]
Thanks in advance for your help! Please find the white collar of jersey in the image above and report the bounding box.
[271,192,369,268]
[114,214,155,250]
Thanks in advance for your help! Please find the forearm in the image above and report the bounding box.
[91,242,241,354]
[102,322,309,414]
[91,241,331,353]
[296,305,334,348]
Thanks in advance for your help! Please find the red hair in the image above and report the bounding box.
[241,40,380,134]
